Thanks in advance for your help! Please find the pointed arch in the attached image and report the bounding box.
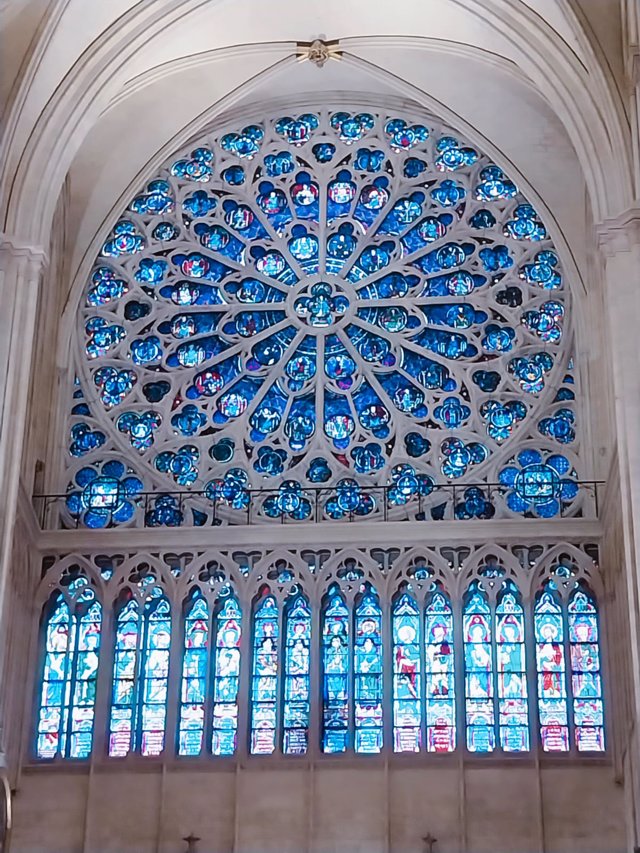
[534,580,569,752]
[495,580,529,751]
[392,588,422,752]
[36,590,102,759]
[178,589,210,756]
[108,590,172,757]
[568,582,604,752]
[463,580,495,753]
[425,582,456,753]
[321,583,350,754]
[211,589,243,756]
[249,587,280,755]
[354,582,383,754]
[282,590,311,755]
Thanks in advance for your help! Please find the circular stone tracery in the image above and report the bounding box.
[66,106,581,525]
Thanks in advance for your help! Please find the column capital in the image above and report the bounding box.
[0,234,47,267]
[596,207,640,257]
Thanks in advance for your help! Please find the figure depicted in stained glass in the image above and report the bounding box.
[425,586,455,752]
[534,583,569,752]
[250,590,279,755]
[354,584,383,753]
[69,108,578,528]
[108,592,171,757]
[464,582,495,752]
[322,585,350,753]
[37,589,102,760]
[393,592,422,752]
[495,582,528,751]
[568,586,604,752]
[140,597,172,756]
[212,595,242,756]
[283,593,311,754]
[178,593,209,756]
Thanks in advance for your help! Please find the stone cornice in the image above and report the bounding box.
[0,233,48,266]
[596,207,640,257]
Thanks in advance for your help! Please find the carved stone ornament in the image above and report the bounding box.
[298,38,340,67]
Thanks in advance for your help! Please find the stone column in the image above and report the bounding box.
[598,208,640,847]
[0,235,47,764]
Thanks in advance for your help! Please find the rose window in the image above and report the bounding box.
[65,107,581,525]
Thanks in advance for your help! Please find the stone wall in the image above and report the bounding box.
[10,763,625,853]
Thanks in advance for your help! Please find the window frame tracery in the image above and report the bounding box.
[31,543,607,763]
[59,101,588,530]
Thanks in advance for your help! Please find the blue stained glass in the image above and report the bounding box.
[108,594,171,757]
[250,592,280,755]
[504,204,546,241]
[464,583,495,752]
[475,165,517,201]
[496,582,529,752]
[430,180,466,207]
[178,594,209,756]
[519,250,562,289]
[221,125,264,159]
[403,157,427,178]
[265,151,295,175]
[435,136,478,171]
[568,586,604,752]
[87,266,129,306]
[384,118,428,151]
[69,422,106,457]
[538,408,575,444]
[85,317,125,359]
[135,258,168,284]
[130,180,174,215]
[75,109,573,522]
[322,586,350,753]
[36,593,102,759]
[275,114,319,146]
[212,596,242,756]
[312,143,335,163]
[393,592,422,752]
[425,587,456,752]
[102,221,145,257]
[171,147,213,181]
[354,585,383,753]
[535,584,569,752]
[283,595,311,754]
[479,245,513,273]
[221,165,245,185]
[117,410,161,451]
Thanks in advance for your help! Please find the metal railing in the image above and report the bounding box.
[32,479,604,530]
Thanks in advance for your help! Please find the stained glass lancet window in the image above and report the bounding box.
[392,591,422,752]
[36,588,101,759]
[109,592,171,757]
[250,589,279,755]
[212,593,242,756]
[568,585,604,751]
[425,585,456,752]
[463,581,495,752]
[354,584,383,753]
[322,584,350,753]
[282,592,311,755]
[534,583,569,752]
[65,107,582,528]
[495,581,528,751]
[178,591,209,756]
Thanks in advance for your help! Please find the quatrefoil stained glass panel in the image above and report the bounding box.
[67,107,580,525]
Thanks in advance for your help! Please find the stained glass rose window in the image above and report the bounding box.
[65,107,580,524]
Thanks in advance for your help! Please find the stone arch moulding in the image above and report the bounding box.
[1,0,631,250]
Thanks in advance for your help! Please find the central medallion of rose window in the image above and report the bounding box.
[293,279,350,328]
